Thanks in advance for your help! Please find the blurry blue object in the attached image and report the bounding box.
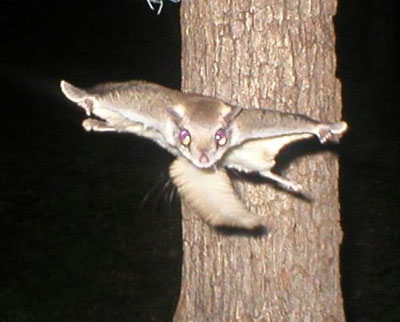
[146,0,180,15]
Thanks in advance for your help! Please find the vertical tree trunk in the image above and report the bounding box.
[175,0,345,321]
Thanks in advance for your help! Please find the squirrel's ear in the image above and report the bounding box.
[223,106,242,125]
[167,104,186,122]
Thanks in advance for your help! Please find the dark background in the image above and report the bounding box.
[0,1,399,321]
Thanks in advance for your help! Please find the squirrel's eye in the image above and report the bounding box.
[178,129,191,146]
[215,128,227,146]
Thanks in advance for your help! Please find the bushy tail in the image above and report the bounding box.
[169,157,263,229]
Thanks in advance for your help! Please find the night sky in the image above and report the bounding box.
[1,1,399,321]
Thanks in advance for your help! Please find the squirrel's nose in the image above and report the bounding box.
[199,153,209,164]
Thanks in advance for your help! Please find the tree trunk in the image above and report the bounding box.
[175,0,345,321]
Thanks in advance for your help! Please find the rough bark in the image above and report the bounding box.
[175,0,345,321]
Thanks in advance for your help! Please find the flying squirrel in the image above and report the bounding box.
[60,80,348,229]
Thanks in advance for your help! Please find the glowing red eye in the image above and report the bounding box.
[215,128,227,146]
[179,129,191,146]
